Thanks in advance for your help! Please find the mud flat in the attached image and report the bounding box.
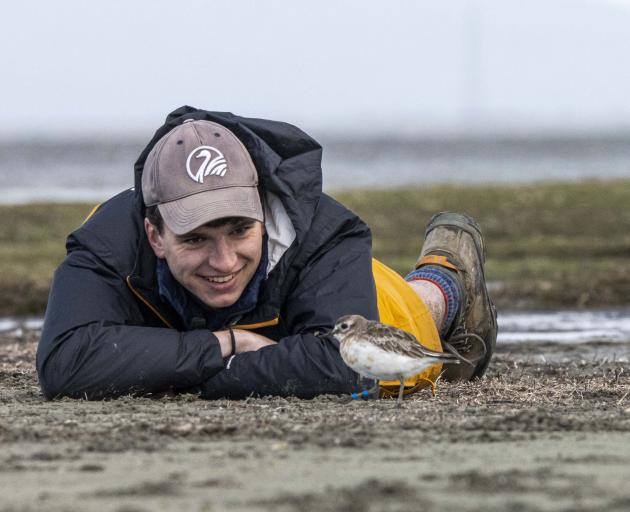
[1,328,630,512]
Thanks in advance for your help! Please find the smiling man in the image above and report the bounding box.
[36,107,497,400]
[148,217,264,309]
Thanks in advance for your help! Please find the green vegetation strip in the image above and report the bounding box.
[2,180,629,316]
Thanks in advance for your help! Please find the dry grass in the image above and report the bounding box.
[2,330,629,447]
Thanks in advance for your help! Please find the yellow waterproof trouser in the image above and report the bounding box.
[372,259,442,395]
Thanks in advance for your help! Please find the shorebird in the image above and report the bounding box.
[331,314,469,405]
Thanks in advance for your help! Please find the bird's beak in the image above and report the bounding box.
[329,327,341,341]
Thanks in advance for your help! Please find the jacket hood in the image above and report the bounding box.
[62,107,366,332]
[134,106,323,244]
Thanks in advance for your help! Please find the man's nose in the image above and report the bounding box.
[208,238,238,272]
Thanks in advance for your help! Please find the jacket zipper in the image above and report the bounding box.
[126,275,174,328]
[232,317,280,330]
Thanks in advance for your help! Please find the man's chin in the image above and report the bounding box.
[206,298,238,309]
[194,291,239,310]
[189,278,243,310]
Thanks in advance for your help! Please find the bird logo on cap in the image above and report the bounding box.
[186,146,228,183]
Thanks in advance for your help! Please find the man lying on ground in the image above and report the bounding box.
[36,106,497,400]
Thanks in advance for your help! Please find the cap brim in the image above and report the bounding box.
[158,186,263,235]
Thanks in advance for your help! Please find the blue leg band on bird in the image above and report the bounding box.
[350,389,377,400]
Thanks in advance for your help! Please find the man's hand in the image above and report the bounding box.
[215,329,277,358]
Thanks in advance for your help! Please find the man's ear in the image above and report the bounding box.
[144,218,166,259]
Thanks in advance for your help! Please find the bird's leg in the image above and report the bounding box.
[366,381,381,400]
[350,378,380,401]
[417,377,438,397]
[396,377,405,408]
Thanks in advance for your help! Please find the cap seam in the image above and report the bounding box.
[158,184,258,204]
[190,122,204,146]
[150,131,174,202]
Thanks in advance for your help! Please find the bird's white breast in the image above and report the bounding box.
[340,338,438,381]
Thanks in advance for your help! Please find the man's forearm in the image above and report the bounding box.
[193,333,360,400]
[38,322,225,400]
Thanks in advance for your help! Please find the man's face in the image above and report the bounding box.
[145,217,264,309]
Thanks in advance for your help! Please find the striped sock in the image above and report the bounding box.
[405,265,461,336]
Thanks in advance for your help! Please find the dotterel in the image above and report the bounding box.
[332,314,468,405]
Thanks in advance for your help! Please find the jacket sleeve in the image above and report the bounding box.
[36,249,225,400]
[194,226,379,399]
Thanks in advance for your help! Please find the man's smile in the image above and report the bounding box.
[199,265,245,285]
[206,274,235,284]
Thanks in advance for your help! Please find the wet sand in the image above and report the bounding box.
[2,329,630,512]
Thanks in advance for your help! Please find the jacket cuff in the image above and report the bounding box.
[180,329,225,383]
[201,331,226,379]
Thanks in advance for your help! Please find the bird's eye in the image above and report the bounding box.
[340,323,348,331]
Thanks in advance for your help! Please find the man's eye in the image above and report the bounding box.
[183,237,202,245]
[231,225,252,236]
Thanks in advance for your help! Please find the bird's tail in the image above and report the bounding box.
[420,346,474,367]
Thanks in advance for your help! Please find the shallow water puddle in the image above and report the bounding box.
[0,317,43,334]
[3,310,630,345]
[499,308,630,344]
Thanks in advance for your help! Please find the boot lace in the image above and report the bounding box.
[443,330,487,367]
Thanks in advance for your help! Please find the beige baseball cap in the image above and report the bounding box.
[142,119,263,235]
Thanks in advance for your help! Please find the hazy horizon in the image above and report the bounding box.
[3,1,630,138]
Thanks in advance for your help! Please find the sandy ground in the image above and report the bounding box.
[2,329,630,512]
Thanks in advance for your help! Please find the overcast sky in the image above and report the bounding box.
[2,0,630,137]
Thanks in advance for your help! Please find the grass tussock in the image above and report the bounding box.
[0,203,94,315]
[1,179,629,315]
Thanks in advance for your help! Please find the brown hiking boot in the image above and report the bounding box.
[415,212,497,381]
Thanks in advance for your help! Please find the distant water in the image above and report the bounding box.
[2,135,630,203]
[3,309,630,345]
[499,309,630,345]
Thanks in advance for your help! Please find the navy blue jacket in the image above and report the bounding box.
[36,107,378,400]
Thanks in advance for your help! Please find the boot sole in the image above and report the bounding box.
[471,303,498,379]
